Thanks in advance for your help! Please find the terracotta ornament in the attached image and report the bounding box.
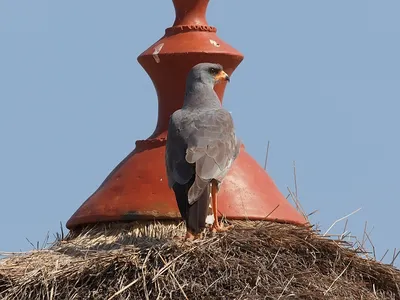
[66,0,307,230]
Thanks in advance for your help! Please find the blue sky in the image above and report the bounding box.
[0,1,399,266]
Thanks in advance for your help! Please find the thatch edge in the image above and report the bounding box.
[1,221,399,299]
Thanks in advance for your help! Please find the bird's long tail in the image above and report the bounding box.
[173,177,211,235]
[187,175,211,205]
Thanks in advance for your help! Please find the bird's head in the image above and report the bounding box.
[187,62,230,87]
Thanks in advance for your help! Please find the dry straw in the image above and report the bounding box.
[1,220,400,300]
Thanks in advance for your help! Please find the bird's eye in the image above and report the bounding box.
[209,68,218,74]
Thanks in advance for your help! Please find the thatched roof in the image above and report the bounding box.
[1,221,399,299]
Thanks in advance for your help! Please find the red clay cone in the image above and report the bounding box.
[66,0,307,229]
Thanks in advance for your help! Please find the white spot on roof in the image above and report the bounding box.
[152,43,164,63]
[209,39,220,47]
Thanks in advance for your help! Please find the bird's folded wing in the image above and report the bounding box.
[185,109,240,181]
[166,108,240,205]
[165,116,194,188]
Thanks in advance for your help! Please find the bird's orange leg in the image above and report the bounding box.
[210,181,233,233]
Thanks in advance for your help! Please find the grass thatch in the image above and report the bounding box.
[1,220,400,299]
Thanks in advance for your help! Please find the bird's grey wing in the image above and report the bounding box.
[185,109,240,204]
[165,112,194,188]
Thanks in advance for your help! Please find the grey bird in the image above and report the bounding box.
[165,62,241,241]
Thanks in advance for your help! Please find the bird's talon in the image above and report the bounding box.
[210,222,234,233]
[183,231,201,241]
[173,231,201,242]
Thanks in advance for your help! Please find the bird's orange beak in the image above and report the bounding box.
[214,70,230,83]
